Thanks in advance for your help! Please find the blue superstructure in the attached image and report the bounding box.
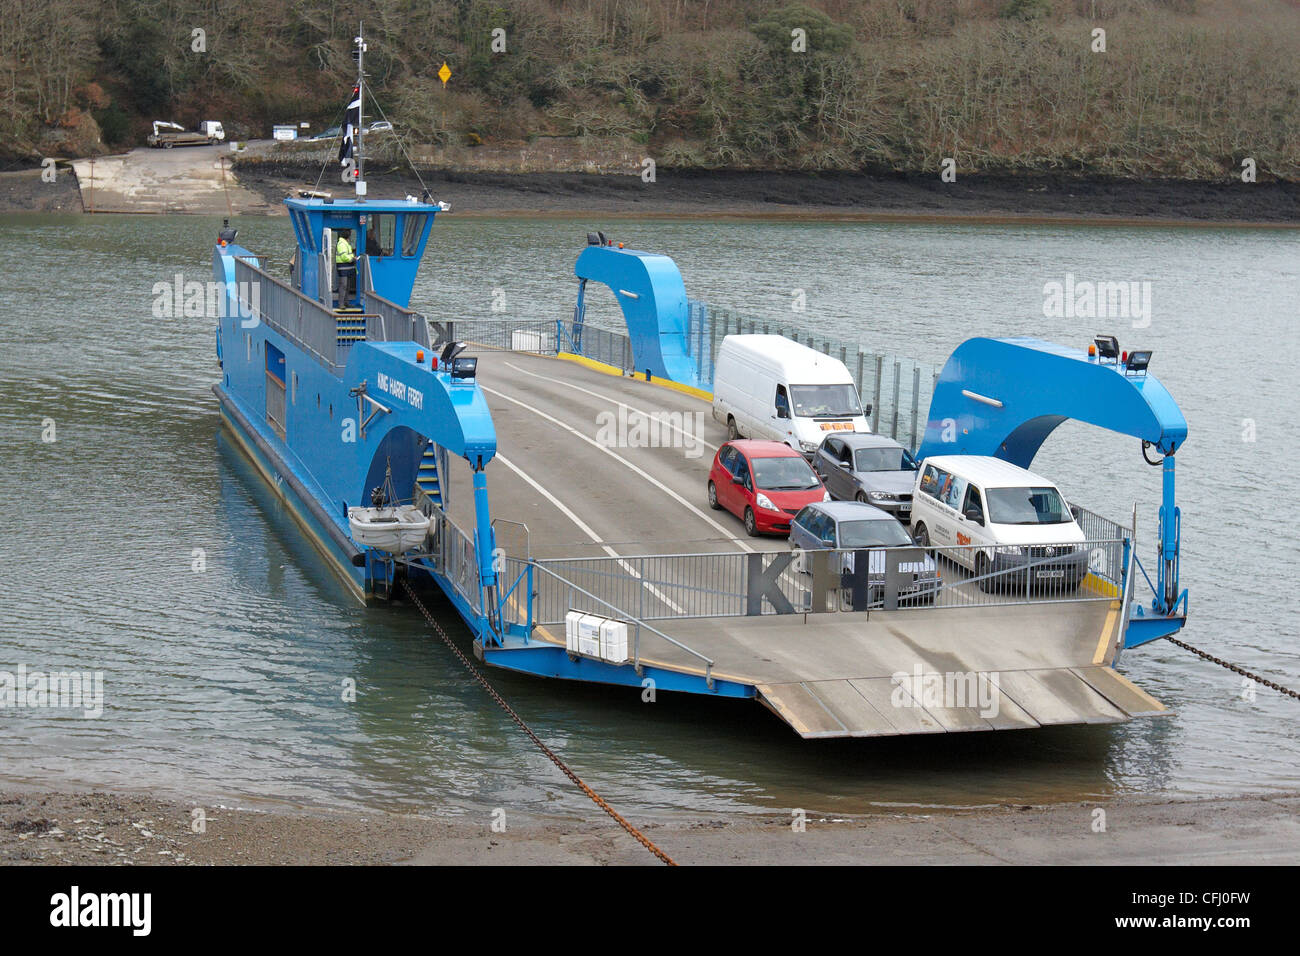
[573,240,705,390]
[212,196,499,606]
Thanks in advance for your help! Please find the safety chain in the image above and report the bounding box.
[1165,635,1300,701]
[400,579,677,866]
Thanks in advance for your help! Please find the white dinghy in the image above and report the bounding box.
[347,465,430,554]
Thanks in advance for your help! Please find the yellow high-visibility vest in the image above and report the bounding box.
[336,236,355,264]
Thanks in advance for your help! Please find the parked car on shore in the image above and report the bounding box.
[707,439,830,536]
[812,432,919,520]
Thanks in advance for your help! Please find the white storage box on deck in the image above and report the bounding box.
[564,612,629,662]
[565,612,606,657]
[598,618,629,664]
[564,610,583,653]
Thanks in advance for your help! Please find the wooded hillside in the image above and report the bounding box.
[2,0,1296,179]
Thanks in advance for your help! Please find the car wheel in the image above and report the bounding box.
[855,492,867,503]
[727,417,739,440]
[744,507,758,537]
[163,141,173,148]
[914,523,929,548]
[975,552,994,593]
[707,480,720,511]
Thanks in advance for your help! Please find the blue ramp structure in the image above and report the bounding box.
[572,240,704,390]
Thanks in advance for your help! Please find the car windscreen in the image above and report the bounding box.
[854,447,918,472]
[789,384,861,418]
[837,518,913,548]
[986,486,1072,525]
[751,456,821,491]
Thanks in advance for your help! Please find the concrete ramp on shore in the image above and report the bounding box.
[71,145,275,215]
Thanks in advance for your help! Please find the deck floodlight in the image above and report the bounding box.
[1125,350,1152,373]
[440,340,466,365]
[451,355,478,379]
[1094,335,1120,361]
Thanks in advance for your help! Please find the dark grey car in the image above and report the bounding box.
[789,500,940,605]
[811,433,919,521]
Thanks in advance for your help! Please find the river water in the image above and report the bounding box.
[1,211,1296,818]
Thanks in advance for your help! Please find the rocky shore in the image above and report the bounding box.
[3,784,1297,865]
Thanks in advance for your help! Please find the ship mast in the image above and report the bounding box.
[354,23,366,198]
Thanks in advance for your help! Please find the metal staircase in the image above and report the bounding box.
[415,441,443,509]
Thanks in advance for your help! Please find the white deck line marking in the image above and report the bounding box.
[502,360,718,451]
[495,453,687,614]
[481,383,756,553]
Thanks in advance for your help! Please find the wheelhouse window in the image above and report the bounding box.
[986,486,1072,525]
[367,213,396,257]
[401,214,427,257]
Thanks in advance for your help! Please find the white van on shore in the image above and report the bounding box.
[711,335,870,455]
[909,455,1088,591]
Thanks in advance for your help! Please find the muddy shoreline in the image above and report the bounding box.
[3,156,1297,224]
[237,162,1300,224]
[3,783,1297,865]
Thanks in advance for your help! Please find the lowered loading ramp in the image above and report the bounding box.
[757,665,1167,739]
[529,598,1169,738]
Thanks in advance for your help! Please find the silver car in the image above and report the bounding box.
[789,500,939,606]
[811,432,919,521]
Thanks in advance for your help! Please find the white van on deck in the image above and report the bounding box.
[909,455,1088,591]
[711,335,870,455]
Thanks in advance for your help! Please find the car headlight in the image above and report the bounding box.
[868,492,895,501]
[823,491,832,502]
[1002,546,1026,555]
[756,493,777,511]
[798,440,817,452]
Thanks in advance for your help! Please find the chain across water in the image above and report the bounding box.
[399,579,677,866]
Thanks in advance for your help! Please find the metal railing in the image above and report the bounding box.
[558,321,635,372]
[359,257,448,347]
[236,256,341,370]
[529,537,1124,622]
[421,510,481,614]
[446,318,634,372]
[1073,502,1132,544]
[450,319,561,353]
[498,555,716,685]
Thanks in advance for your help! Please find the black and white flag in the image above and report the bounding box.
[339,85,360,176]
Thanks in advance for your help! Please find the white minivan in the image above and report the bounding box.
[711,334,870,455]
[909,455,1088,591]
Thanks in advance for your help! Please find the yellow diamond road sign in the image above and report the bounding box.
[438,62,451,86]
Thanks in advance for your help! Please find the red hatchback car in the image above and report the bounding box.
[708,440,830,536]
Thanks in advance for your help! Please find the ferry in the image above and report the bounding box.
[210,30,1190,738]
